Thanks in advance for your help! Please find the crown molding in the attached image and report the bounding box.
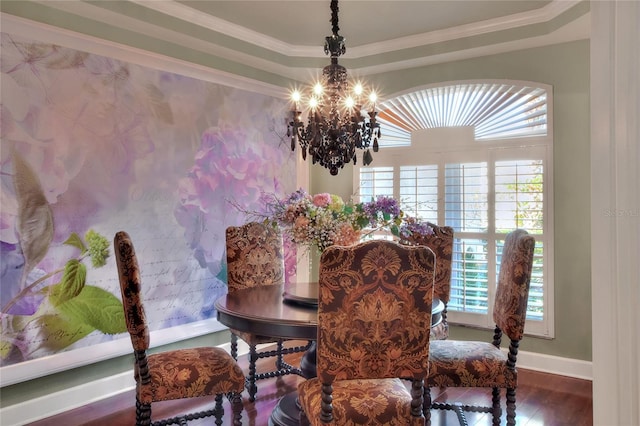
[0,13,289,98]
[350,0,583,58]
[3,1,590,84]
[131,0,584,59]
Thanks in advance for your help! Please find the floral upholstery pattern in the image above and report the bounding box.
[226,222,284,345]
[299,378,425,426]
[428,340,516,388]
[493,229,536,342]
[402,223,454,341]
[226,222,284,291]
[225,222,310,402]
[114,231,245,425]
[140,347,247,404]
[425,229,535,426]
[298,240,435,425]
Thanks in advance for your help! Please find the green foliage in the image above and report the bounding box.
[1,228,125,362]
[64,232,87,253]
[56,286,126,335]
[3,151,125,362]
[21,312,95,353]
[49,259,87,306]
[85,230,110,268]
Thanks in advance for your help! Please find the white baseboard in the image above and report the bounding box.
[516,349,592,381]
[0,344,591,426]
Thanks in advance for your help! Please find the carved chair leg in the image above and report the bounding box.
[275,339,285,369]
[491,387,502,426]
[246,343,259,402]
[506,387,517,426]
[135,398,152,426]
[214,393,223,426]
[229,392,243,426]
[230,333,239,360]
[423,386,432,420]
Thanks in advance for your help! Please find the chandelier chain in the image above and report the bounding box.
[330,0,340,37]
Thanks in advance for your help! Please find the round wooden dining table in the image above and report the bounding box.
[215,282,444,426]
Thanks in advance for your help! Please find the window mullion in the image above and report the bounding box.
[486,151,497,328]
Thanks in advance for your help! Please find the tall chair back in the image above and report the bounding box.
[403,222,454,340]
[226,221,284,291]
[425,229,535,426]
[114,231,246,425]
[298,240,435,425]
[225,222,311,402]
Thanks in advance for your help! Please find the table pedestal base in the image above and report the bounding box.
[269,343,316,426]
[269,393,300,426]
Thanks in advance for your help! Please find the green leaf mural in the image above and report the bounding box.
[49,260,87,306]
[57,286,126,335]
[64,233,87,253]
[1,152,126,360]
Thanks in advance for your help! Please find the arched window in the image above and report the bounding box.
[355,80,553,337]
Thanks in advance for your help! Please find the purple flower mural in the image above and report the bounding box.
[0,32,296,374]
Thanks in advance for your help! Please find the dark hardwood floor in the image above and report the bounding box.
[27,342,592,426]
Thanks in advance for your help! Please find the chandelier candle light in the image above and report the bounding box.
[287,0,381,176]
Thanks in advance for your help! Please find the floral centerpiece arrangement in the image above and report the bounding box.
[250,188,433,253]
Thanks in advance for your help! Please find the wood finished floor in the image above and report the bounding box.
[27,342,593,426]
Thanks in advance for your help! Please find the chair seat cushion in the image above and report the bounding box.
[138,347,245,404]
[430,321,448,341]
[298,377,424,425]
[428,340,517,388]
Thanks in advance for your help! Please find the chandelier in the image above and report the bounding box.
[287,0,381,176]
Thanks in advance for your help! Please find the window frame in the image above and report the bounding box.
[353,80,554,338]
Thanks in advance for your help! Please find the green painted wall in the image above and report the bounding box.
[1,330,231,409]
[312,40,592,362]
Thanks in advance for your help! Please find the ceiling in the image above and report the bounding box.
[181,0,559,47]
[2,0,590,83]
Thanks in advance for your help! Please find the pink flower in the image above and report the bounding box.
[313,193,332,207]
[333,223,361,247]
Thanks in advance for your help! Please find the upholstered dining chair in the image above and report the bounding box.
[113,231,245,426]
[402,222,454,340]
[425,229,536,426]
[298,240,436,425]
[225,222,311,402]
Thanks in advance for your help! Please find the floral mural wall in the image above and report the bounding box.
[0,32,296,371]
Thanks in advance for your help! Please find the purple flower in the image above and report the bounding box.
[362,196,401,226]
[399,217,434,239]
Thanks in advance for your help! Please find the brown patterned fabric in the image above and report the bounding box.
[425,229,535,426]
[299,378,425,426]
[402,223,454,341]
[427,340,516,388]
[115,231,150,352]
[140,347,246,404]
[114,231,246,425]
[429,321,448,341]
[493,229,536,342]
[225,222,283,347]
[298,240,435,425]
[226,222,284,291]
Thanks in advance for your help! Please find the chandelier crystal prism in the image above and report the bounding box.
[287,0,381,175]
